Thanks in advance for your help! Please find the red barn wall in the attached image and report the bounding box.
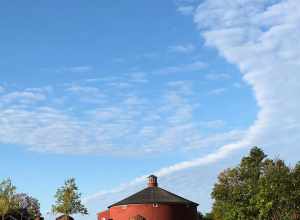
[98,210,109,220]
[109,204,198,220]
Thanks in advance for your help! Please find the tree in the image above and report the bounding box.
[0,179,17,220]
[197,212,204,220]
[291,162,300,219]
[197,212,213,220]
[211,147,300,220]
[15,193,41,220]
[212,147,264,219]
[211,168,241,220]
[212,147,266,220]
[52,178,88,219]
[0,196,9,220]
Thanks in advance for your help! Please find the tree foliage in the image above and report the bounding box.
[0,179,17,220]
[0,196,9,220]
[52,178,88,217]
[198,212,214,220]
[211,147,300,220]
[15,193,41,219]
[0,179,40,220]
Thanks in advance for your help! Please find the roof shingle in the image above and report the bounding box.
[108,186,198,208]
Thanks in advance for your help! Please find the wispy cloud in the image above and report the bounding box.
[0,91,46,105]
[195,0,300,159]
[177,5,195,16]
[0,86,5,93]
[168,44,196,53]
[82,0,300,214]
[205,73,231,81]
[208,88,227,95]
[154,61,206,74]
[66,85,106,104]
[200,120,226,129]
[0,80,212,156]
[175,0,198,16]
[54,66,93,74]
[66,66,93,73]
[127,72,148,83]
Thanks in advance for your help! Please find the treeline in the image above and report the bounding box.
[0,178,88,220]
[199,147,300,220]
[0,179,40,220]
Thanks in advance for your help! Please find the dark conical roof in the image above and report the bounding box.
[108,186,198,208]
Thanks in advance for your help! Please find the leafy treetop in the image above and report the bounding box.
[52,178,88,217]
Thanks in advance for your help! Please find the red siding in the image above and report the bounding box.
[98,210,110,220]
[107,204,198,220]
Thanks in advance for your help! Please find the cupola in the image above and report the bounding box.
[148,175,158,187]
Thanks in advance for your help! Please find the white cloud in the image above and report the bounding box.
[0,91,46,105]
[66,85,106,104]
[169,44,196,53]
[55,66,93,73]
[200,120,226,129]
[194,0,300,159]
[177,5,195,16]
[154,61,206,74]
[0,81,216,156]
[151,0,300,194]
[127,72,148,83]
[205,73,231,80]
[81,0,300,214]
[41,65,93,75]
[175,0,198,16]
[5,1,300,215]
[208,88,227,95]
[0,86,5,93]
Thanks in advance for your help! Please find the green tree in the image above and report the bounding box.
[15,193,41,219]
[0,179,17,220]
[203,213,214,220]
[211,147,300,220]
[52,178,88,219]
[0,196,9,220]
[256,159,292,220]
[212,147,266,220]
[197,212,214,220]
[197,212,204,220]
[288,162,300,220]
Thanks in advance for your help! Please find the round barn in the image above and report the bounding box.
[98,175,198,220]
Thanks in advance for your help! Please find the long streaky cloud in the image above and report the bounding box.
[84,0,300,212]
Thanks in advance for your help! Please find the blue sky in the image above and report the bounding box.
[1,0,300,218]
